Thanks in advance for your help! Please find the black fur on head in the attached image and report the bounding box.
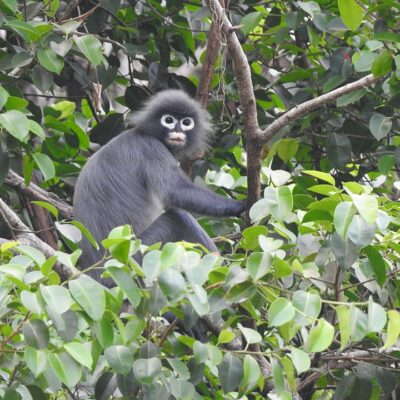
[131,90,213,159]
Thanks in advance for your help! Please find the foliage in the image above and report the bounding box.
[0,0,399,399]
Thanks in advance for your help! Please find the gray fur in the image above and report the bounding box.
[73,90,245,284]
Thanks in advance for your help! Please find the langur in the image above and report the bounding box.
[74,89,245,284]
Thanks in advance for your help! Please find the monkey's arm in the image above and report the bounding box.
[153,165,246,217]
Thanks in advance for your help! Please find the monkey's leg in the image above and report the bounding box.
[139,209,217,252]
[139,209,216,342]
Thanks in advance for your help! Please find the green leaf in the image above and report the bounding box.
[336,305,351,349]
[298,1,320,16]
[5,20,42,42]
[69,275,106,321]
[94,318,114,348]
[5,96,28,110]
[334,202,356,239]
[382,310,400,350]
[55,222,82,243]
[32,153,55,181]
[347,215,376,248]
[369,113,392,141]
[241,354,261,392]
[188,284,210,316]
[268,298,295,327]
[21,290,45,315]
[218,330,236,345]
[327,133,352,168]
[74,35,104,66]
[161,242,185,269]
[37,48,64,74]
[132,358,162,386]
[241,226,268,250]
[70,220,99,250]
[336,88,366,107]
[158,269,186,299]
[305,318,334,352]
[290,347,311,374]
[105,345,133,375]
[276,139,299,164]
[292,290,322,326]
[291,348,311,374]
[354,51,378,72]
[271,357,285,394]
[249,198,270,222]
[167,359,191,380]
[373,32,400,44]
[17,245,46,266]
[106,266,141,307]
[240,12,264,36]
[44,0,60,17]
[2,0,17,13]
[218,353,243,394]
[22,319,50,349]
[367,297,387,334]
[0,110,29,141]
[364,246,386,286]
[28,119,45,139]
[31,201,59,219]
[52,100,76,119]
[40,284,72,314]
[64,342,93,369]
[47,309,79,342]
[263,186,293,221]
[0,86,9,110]
[238,324,262,344]
[302,170,335,185]
[350,305,368,341]
[371,49,393,77]
[24,348,47,377]
[50,39,73,57]
[48,352,82,387]
[247,252,272,281]
[338,0,363,30]
[351,194,378,224]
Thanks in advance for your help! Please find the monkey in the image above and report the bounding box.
[73,89,246,285]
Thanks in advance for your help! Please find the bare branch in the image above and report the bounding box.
[196,0,225,109]
[0,198,73,281]
[261,74,378,142]
[208,0,261,141]
[5,170,74,219]
[208,0,264,209]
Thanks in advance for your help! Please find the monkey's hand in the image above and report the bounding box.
[232,199,247,217]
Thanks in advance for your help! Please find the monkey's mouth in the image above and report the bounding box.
[167,132,186,146]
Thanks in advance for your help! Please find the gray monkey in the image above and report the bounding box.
[73,90,246,284]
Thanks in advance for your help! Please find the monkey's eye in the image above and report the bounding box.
[180,117,195,131]
[161,114,177,129]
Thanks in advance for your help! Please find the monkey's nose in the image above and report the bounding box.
[168,132,186,143]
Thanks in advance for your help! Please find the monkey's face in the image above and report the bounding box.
[132,90,213,159]
[160,113,195,150]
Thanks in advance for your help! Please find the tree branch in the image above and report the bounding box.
[0,198,73,281]
[260,74,379,142]
[196,0,226,109]
[5,170,74,219]
[207,0,264,210]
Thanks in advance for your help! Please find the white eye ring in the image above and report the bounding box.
[161,114,177,129]
[180,117,194,131]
